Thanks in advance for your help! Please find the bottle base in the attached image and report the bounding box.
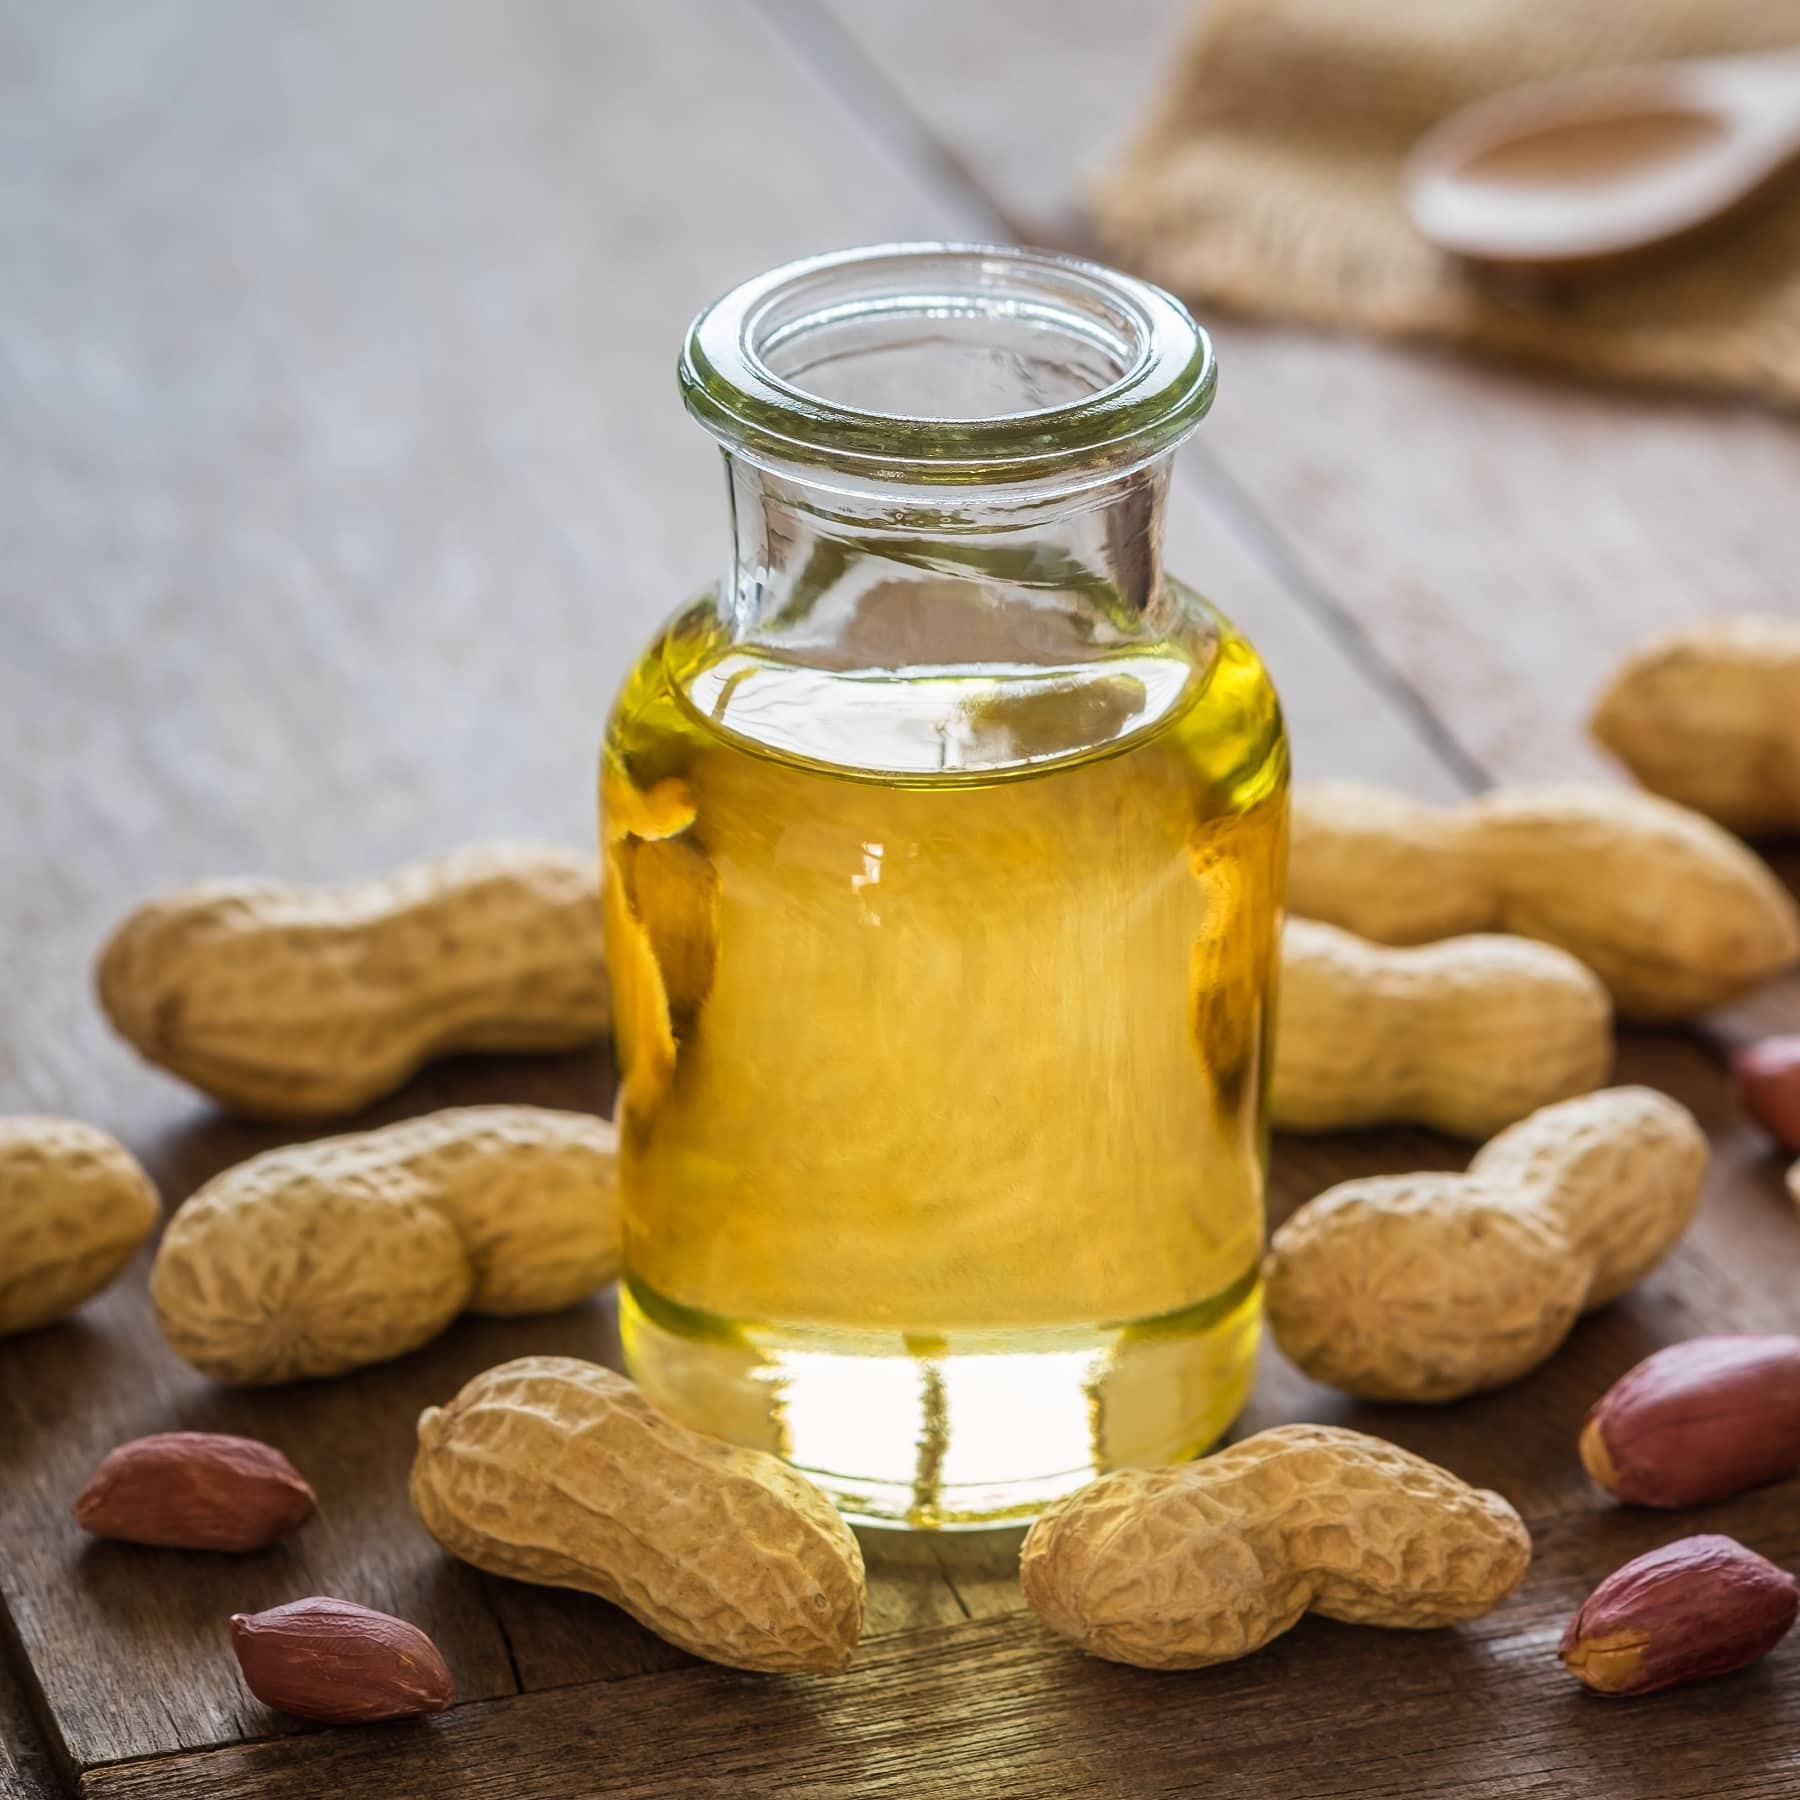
[619,1271,1261,1529]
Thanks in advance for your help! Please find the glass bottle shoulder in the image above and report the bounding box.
[605,576,1285,807]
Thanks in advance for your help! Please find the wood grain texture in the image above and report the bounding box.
[791,0,1487,795]
[78,1478,1800,1800]
[788,0,1198,251]
[0,0,1001,1772]
[5,0,1800,1795]
[814,0,1800,785]
[0,1618,61,1800]
[814,0,1800,1200]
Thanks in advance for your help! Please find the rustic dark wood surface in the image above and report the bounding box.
[4,1,1799,1795]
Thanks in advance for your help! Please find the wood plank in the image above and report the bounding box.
[1252,1031,1800,1523]
[0,0,1487,1771]
[784,0,1200,252]
[0,1620,62,1800]
[781,0,1479,800]
[0,0,995,1140]
[0,0,1444,1778]
[1,1249,534,1768]
[11,1,1798,1795]
[811,0,1800,1122]
[1164,342,1800,790]
[773,25,1800,1798]
[80,1475,1800,1800]
[0,0,1003,1767]
[811,0,1800,788]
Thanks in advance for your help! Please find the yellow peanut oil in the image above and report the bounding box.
[602,580,1286,1526]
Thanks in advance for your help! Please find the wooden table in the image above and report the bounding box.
[6,3,1799,1794]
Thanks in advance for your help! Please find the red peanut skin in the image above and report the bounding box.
[1580,1335,1800,1508]
[74,1432,315,1551]
[1733,1038,1800,1153]
[1560,1535,1799,1696]
[231,1597,453,1722]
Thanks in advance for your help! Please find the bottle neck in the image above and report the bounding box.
[719,452,1176,669]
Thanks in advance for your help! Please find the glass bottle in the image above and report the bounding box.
[602,243,1287,1528]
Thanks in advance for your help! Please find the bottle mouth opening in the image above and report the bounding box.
[680,243,1214,488]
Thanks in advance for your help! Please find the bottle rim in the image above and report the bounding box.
[678,242,1215,487]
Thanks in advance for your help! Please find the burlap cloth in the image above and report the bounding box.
[1094,0,1800,403]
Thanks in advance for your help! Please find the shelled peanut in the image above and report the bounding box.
[1020,1425,1529,1670]
[74,1432,316,1551]
[1265,1087,1706,1401]
[97,843,609,1120]
[1561,1536,1799,1697]
[410,1357,866,1674]
[1734,1037,1800,1154]
[1273,919,1611,1137]
[0,1117,158,1335]
[152,1106,617,1382]
[1288,781,1799,1019]
[1580,1336,1800,1508]
[1591,615,1800,836]
[232,1598,454,1722]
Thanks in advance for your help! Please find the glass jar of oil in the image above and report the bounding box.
[603,244,1286,1528]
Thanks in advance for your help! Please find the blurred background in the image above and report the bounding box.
[6,0,1798,1100]
[5,8,1800,1793]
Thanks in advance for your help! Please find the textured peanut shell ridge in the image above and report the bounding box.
[1287,784,1491,944]
[152,1165,469,1383]
[1469,786,1800,1021]
[1273,920,1612,1136]
[1267,1087,1704,1401]
[1265,1175,1590,1401]
[0,1117,159,1335]
[1591,615,1800,835]
[316,1107,621,1315]
[151,1107,617,1382]
[96,842,609,1120]
[1468,1086,1706,1308]
[1287,781,1800,1020]
[410,1356,866,1674]
[1020,1424,1530,1671]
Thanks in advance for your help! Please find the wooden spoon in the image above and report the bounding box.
[1405,49,1800,277]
